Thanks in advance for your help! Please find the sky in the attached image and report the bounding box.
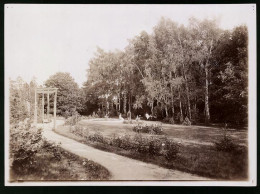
[5,4,255,87]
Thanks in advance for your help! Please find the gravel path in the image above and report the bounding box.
[40,120,210,181]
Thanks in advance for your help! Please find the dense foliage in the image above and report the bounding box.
[133,123,163,135]
[83,17,248,126]
[45,72,84,116]
[9,77,37,123]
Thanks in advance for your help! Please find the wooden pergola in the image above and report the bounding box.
[34,87,58,130]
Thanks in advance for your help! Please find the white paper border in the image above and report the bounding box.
[4,4,257,186]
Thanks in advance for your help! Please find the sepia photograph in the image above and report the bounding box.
[4,4,256,186]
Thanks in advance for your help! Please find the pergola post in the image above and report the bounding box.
[47,90,50,121]
[42,93,44,123]
[53,89,57,130]
[34,89,37,125]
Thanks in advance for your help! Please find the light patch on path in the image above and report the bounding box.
[40,120,210,181]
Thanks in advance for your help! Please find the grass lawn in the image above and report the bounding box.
[10,145,111,181]
[77,119,247,146]
[56,118,248,180]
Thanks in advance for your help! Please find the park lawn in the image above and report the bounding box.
[10,146,110,181]
[77,119,247,146]
[56,119,248,180]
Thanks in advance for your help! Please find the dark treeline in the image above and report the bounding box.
[83,17,248,126]
[9,17,248,127]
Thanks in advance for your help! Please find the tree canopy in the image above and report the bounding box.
[45,72,84,116]
[83,17,248,126]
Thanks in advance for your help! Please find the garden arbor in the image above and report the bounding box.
[34,87,58,130]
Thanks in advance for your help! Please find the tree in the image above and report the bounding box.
[188,18,222,124]
[210,25,248,125]
[45,72,83,116]
[9,77,37,123]
[83,17,248,126]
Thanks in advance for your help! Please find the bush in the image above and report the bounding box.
[10,119,63,175]
[110,135,132,149]
[10,123,43,174]
[215,134,236,152]
[163,140,180,160]
[70,124,85,137]
[62,110,71,119]
[88,132,105,144]
[162,117,174,124]
[133,123,163,135]
[123,120,140,124]
[65,112,81,126]
[152,123,163,135]
[148,138,162,155]
[131,134,147,153]
[182,116,191,126]
[169,117,175,124]
[83,129,179,160]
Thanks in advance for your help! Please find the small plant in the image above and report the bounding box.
[148,138,162,155]
[123,120,136,124]
[88,132,105,143]
[182,116,191,126]
[133,134,149,153]
[65,112,81,126]
[70,124,85,137]
[151,123,163,135]
[163,139,180,160]
[169,117,175,124]
[133,123,163,135]
[215,128,237,152]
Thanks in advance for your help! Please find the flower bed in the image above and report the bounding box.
[133,123,163,135]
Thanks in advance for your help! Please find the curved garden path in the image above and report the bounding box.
[39,120,210,181]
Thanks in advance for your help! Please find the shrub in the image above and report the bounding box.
[182,116,191,126]
[163,139,180,160]
[70,124,86,137]
[151,123,163,135]
[215,134,236,152]
[88,132,105,144]
[10,123,43,174]
[65,112,81,126]
[123,120,139,124]
[111,136,122,147]
[63,110,71,119]
[133,123,163,135]
[91,112,99,118]
[133,134,149,153]
[9,120,64,175]
[148,138,162,155]
[169,117,175,124]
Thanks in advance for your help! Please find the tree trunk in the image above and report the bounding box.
[170,71,174,119]
[205,64,210,124]
[193,96,197,123]
[128,91,131,113]
[151,102,153,115]
[186,87,191,120]
[184,77,191,120]
[178,33,191,120]
[118,93,121,113]
[165,106,168,118]
[178,86,183,121]
[172,106,174,118]
[204,40,213,124]
[123,90,127,114]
